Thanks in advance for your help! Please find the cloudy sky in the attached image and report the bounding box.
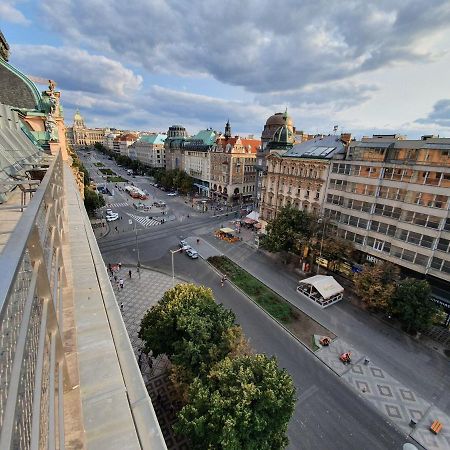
[2,0,450,138]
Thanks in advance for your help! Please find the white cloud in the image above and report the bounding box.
[0,1,30,25]
[39,0,450,93]
[11,45,142,96]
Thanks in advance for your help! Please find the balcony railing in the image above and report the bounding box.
[0,151,68,450]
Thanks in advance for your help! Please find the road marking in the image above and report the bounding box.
[127,213,161,228]
[297,384,319,403]
[102,202,129,208]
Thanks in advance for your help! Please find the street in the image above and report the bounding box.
[84,149,442,449]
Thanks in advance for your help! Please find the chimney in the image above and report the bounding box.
[340,133,352,145]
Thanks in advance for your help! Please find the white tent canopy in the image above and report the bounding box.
[246,211,259,221]
[297,275,344,308]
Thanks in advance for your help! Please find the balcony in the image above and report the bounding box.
[0,152,166,449]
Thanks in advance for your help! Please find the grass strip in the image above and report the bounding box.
[208,255,294,324]
[94,162,104,167]
[107,176,128,182]
[99,168,115,175]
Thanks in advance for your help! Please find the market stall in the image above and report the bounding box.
[296,275,344,308]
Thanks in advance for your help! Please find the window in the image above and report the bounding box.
[437,238,450,253]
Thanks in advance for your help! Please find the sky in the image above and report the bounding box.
[1,0,450,138]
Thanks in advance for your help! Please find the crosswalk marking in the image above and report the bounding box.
[127,213,161,228]
[102,202,129,208]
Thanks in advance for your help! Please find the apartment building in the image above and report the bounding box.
[323,135,450,288]
[183,129,217,195]
[210,122,260,204]
[260,134,349,228]
[130,133,166,167]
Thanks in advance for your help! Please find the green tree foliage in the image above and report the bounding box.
[264,206,313,252]
[354,262,399,311]
[175,354,296,450]
[153,168,194,194]
[319,236,354,268]
[139,284,243,378]
[83,188,105,216]
[390,278,437,333]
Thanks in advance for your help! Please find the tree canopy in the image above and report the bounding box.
[390,278,437,333]
[83,187,105,216]
[174,354,296,450]
[139,284,243,377]
[264,206,313,253]
[353,261,399,311]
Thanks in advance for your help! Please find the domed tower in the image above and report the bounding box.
[73,110,85,129]
[266,123,294,152]
[261,109,295,150]
[254,109,296,208]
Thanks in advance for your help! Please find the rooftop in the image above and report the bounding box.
[283,134,346,159]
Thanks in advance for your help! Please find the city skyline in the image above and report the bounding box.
[1,0,450,137]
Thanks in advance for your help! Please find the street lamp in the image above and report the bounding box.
[134,221,140,267]
[316,218,327,275]
[170,247,183,287]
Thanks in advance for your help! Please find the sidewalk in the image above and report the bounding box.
[109,265,189,450]
[197,233,450,449]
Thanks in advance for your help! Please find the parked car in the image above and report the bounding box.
[106,209,113,216]
[179,239,188,248]
[186,248,198,259]
[167,192,177,196]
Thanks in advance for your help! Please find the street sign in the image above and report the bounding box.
[128,219,132,225]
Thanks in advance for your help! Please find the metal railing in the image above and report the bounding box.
[0,151,69,450]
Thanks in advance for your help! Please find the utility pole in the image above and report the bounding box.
[316,218,327,275]
[170,248,183,287]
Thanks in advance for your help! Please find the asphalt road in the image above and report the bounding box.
[87,149,412,449]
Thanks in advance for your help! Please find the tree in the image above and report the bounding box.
[318,236,353,269]
[264,206,313,253]
[139,284,244,378]
[390,278,438,333]
[174,354,296,450]
[353,262,399,311]
[83,188,105,216]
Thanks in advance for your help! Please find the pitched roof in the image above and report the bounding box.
[138,133,166,145]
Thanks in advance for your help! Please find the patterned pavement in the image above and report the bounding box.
[111,266,191,449]
[315,338,449,449]
[315,337,365,376]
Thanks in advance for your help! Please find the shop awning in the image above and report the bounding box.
[246,211,260,221]
[220,227,235,234]
[298,275,343,300]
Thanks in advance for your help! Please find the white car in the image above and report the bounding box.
[106,209,113,215]
[167,192,177,196]
[106,213,119,222]
[186,248,198,259]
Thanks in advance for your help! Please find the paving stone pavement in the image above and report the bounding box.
[111,267,190,449]
[112,266,178,353]
[316,338,449,448]
[315,337,365,376]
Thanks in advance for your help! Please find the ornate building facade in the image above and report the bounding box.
[210,122,260,204]
[259,134,350,227]
[255,111,295,207]
[65,110,106,148]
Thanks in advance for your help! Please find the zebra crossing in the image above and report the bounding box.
[103,202,129,208]
[127,213,161,228]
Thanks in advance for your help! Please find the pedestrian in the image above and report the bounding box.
[128,269,132,278]
[119,278,124,289]
[118,262,122,270]
[120,302,124,310]
[114,275,117,282]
